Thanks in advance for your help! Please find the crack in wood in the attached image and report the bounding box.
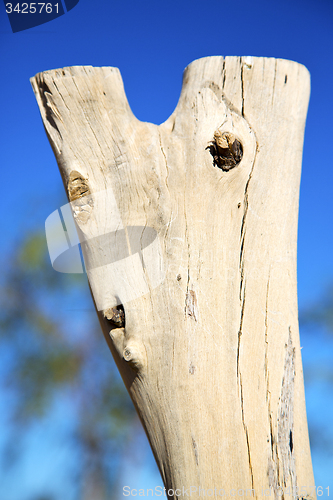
[268,329,297,496]
[30,56,313,494]
[185,290,198,321]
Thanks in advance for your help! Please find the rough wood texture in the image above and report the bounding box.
[31,56,315,497]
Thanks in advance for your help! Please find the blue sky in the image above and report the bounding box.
[1,0,333,304]
[0,0,333,497]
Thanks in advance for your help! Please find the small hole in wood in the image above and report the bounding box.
[206,131,243,171]
[104,304,125,328]
[289,430,293,453]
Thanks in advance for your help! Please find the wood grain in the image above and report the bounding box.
[31,56,314,498]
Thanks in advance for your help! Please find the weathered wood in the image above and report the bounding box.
[31,56,315,497]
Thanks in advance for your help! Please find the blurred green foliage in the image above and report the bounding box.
[2,230,332,498]
[0,231,136,499]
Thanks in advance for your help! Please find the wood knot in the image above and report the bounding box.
[123,348,133,362]
[185,290,198,321]
[206,131,243,171]
[104,304,125,328]
[67,170,93,223]
[122,342,145,372]
[68,170,91,201]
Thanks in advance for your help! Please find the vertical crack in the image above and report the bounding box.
[240,58,245,117]
[158,130,169,190]
[239,183,249,301]
[277,328,297,494]
[237,283,246,378]
[239,372,255,490]
[239,145,257,300]
[266,272,280,495]
[186,290,198,321]
[268,328,297,497]
[264,273,270,383]
[192,437,199,466]
[222,58,226,91]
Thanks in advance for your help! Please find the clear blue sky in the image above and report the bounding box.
[0,0,333,497]
[1,0,333,304]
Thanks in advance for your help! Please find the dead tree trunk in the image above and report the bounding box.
[31,56,315,497]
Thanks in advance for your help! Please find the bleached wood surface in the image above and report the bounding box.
[31,56,315,498]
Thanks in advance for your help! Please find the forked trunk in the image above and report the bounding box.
[31,56,315,498]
